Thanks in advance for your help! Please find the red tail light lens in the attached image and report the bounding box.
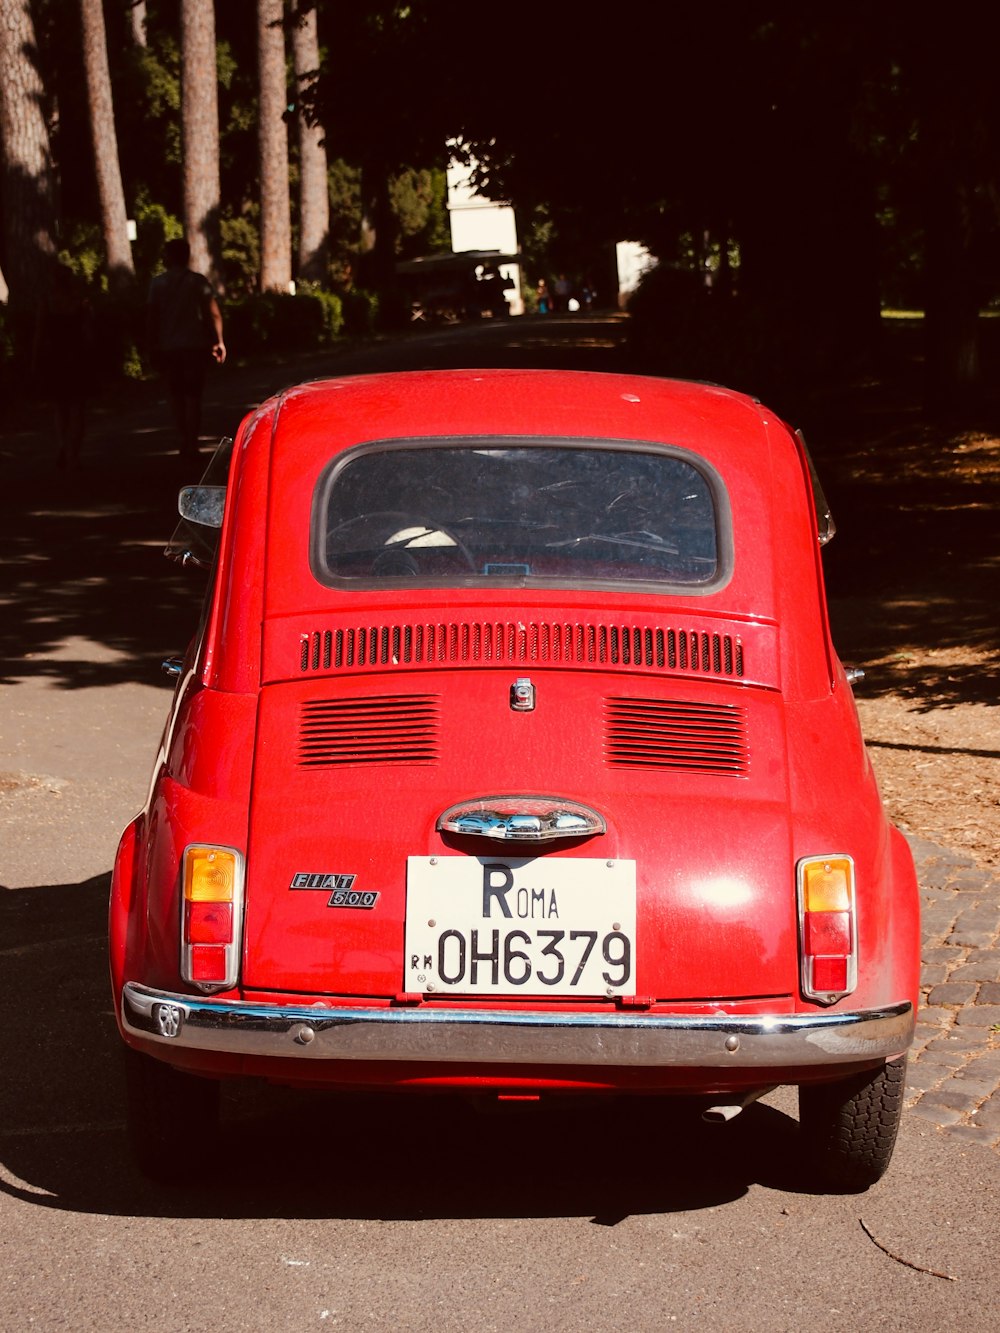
[797,855,856,1004]
[186,901,234,944]
[181,845,244,992]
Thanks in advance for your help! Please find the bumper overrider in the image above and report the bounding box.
[122,983,914,1069]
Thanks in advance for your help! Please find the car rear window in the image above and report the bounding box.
[312,438,729,592]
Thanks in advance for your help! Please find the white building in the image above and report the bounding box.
[446,156,524,315]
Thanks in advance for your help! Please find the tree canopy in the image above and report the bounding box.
[1,0,998,406]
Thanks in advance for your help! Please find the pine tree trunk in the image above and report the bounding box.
[128,0,147,46]
[257,0,292,293]
[80,0,135,286]
[0,0,58,309]
[181,0,222,286]
[291,1,329,284]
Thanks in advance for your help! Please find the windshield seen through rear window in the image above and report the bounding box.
[313,438,728,592]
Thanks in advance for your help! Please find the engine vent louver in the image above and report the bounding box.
[298,695,439,768]
[605,697,749,775]
[299,621,745,678]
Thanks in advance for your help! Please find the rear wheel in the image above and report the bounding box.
[798,1057,907,1192]
[123,1047,221,1184]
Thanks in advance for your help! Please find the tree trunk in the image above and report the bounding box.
[181,0,222,286]
[257,0,292,293]
[291,1,329,284]
[923,179,982,414]
[80,0,135,286]
[0,0,58,309]
[359,168,399,300]
[128,0,147,47]
[909,21,988,416]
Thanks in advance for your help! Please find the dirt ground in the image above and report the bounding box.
[808,385,1000,871]
[853,656,998,869]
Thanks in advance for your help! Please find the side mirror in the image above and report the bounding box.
[165,437,233,568]
[178,485,226,528]
[795,429,837,546]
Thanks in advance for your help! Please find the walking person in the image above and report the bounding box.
[32,261,95,471]
[147,238,226,463]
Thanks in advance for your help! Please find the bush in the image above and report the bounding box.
[340,288,379,335]
[224,289,343,356]
[626,263,871,407]
[373,285,412,332]
[219,211,261,297]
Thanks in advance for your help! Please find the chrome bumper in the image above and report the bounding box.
[122,983,913,1070]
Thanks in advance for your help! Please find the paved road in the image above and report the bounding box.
[1,317,997,1330]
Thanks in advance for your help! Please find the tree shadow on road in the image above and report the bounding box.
[0,317,630,692]
[0,459,210,690]
[807,386,1000,711]
[3,314,997,708]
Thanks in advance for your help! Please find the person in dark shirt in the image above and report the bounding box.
[33,261,95,471]
[147,238,226,462]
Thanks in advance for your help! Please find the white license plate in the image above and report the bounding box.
[405,856,636,996]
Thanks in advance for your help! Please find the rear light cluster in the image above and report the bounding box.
[797,855,857,1004]
[181,845,244,992]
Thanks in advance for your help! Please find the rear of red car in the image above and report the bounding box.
[110,370,919,1188]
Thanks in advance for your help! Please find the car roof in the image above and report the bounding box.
[210,370,833,699]
[258,369,771,462]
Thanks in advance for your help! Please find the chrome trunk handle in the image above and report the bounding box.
[437,796,606,842]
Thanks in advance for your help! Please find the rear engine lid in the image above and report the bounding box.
[241,671,797,1002]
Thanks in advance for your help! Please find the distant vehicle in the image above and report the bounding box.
[111,370,919,1191]
[396,250,520,322]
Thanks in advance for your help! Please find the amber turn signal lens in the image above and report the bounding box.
[801,857,852,913]
[184,847,237,902]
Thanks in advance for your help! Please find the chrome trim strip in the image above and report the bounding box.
[122,983,913,1070]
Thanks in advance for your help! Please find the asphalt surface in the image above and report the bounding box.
[1,316,997,1330]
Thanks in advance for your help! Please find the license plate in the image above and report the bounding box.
[405,856,636,996]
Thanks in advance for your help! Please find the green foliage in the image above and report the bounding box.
[327,158,365,287]
[53,220,106,288]
[219,210,262,296]
[225,290,343,356]
[340,289,379,334]
[136,34,182,172]
[296,285,345,341]
[392,167,450,257]
[131,192,184,285]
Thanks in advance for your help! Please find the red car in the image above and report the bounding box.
[110,369,919,1190]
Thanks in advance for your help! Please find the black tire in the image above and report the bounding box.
[123,1047,221,1184]
[798,1057,907,1192]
